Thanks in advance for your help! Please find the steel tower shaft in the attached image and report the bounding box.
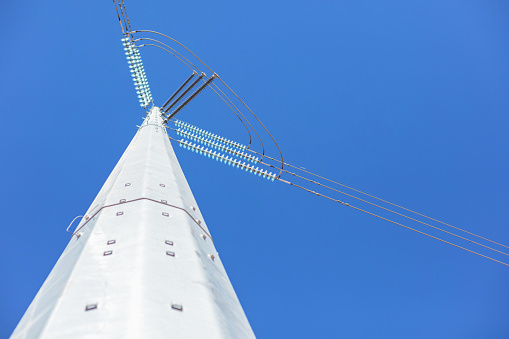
[12,107,255,338]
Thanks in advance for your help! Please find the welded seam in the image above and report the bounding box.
[71,197,213,243]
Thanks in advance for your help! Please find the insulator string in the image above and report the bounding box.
[169,137,276,181]
[167,117,509,259]
[162,72,197,109]
[165,75,217,122]
[170,125,509,266]
[172,120,247,151]
[163,73,205,114]
[170,127,258,163]
[122,38,153,108]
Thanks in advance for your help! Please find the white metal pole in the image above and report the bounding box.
[11,107,255,339]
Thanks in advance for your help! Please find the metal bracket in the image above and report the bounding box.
[66,215,85,234]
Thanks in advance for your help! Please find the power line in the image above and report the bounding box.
[167,113,509,262]
[135,37,200,70]
[278,178,509,268]
[112,0,125,34]
[249,150,509,251]
[118,14,509,269]
[260,161,509,258]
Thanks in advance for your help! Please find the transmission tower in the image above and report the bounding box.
[12,1,508,337]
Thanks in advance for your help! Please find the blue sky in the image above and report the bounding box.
[1,1,509,338]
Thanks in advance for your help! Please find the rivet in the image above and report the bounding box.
[161,199,167,204]
[209,254,215,261]
[162,212,169,217]
[166,251,175,257]
[171,304,183,311]
[165,240,174,246]
[125,183,131,187]
[201,234,207,240]
[76,233,83,239]
[85,304,98,311]
[107,240,116,245]
[191,206,196,211]
[116,212,124,216]
[160,183,166,187]
[196,219,201,225]
[119,199,126,203]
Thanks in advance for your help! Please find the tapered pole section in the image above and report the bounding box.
[11,107,255,339]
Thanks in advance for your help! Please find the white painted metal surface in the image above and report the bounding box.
[11,107,255,339]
